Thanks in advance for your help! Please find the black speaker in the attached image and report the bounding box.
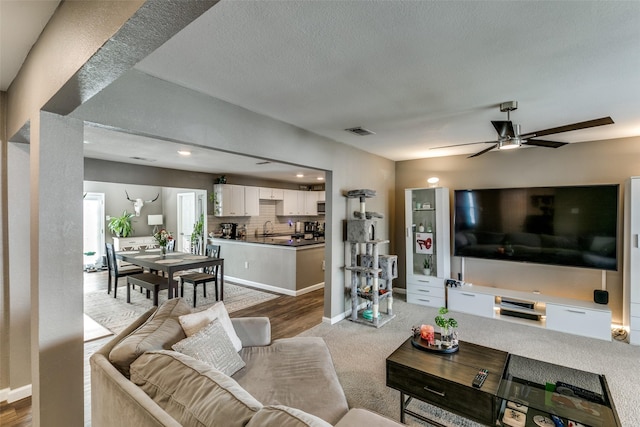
[594,290,609,305]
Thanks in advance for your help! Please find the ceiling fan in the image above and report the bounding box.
[434,101,614,158]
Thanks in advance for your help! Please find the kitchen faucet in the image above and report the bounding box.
[263,220,273,236]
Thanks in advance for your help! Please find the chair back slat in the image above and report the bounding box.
[204,244,221,275]
[105,242,119,275]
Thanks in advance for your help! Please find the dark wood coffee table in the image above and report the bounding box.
[386,337,509,426]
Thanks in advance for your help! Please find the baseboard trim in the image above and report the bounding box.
[2,384,32,403]
[225,276,324,297]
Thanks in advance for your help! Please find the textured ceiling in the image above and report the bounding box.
[135,1,640,160]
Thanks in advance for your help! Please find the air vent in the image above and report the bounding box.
[129,156,156,162]
[345,126,375,136]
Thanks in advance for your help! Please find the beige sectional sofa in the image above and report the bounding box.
[90,298,402,427]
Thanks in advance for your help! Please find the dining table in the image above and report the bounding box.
[115,248,224,300]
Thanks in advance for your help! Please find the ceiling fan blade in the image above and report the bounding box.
[431,141,497,150]
[522,139,568,148]
[520,116,614,139]
[468,144,498,158]
[492,120,515,138]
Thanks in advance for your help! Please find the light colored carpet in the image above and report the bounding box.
[84,282,278,335]
[83,314,113,342]
[299,297,640,426]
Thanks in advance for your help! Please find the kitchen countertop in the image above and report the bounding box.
[210,235,325,247]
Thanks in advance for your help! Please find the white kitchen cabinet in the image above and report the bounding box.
[624,177,640,344]
[317,192,325,202]
[277,189,303,216]
[259,187,284,201]
[244,186,260,216]
[214,184,245,217]
[404,187,450,307]
[303,191,318,215]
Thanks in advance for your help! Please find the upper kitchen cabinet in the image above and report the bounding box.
[303,191,318,215]
[276,190,320,216]
[276,189,302,216]
[244,186,260,216]
[259,187,284,200]
[214,184,259,217]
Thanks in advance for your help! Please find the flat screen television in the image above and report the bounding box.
[453,185,619,271]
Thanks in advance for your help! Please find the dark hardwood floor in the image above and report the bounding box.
[1,270,325,426]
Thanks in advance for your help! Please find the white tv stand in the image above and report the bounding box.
[448,284,612,341]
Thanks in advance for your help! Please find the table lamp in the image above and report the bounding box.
[147,214,163,234]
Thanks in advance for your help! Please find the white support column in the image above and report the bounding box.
[30,111,84,426]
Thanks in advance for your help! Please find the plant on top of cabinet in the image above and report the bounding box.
[108,210,134,237]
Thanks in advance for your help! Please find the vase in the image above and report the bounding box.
[160,245,167,256]
[440,326,454,347]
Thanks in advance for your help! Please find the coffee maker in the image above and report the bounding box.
[304,221,318,233]
[220,222,238,239]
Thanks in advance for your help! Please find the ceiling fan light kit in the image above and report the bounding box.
[459,101,614,158]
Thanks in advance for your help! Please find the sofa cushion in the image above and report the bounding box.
[172,319,246,376]
[246,405,332,427]
[179,301,242,352]
[131,350,262,427]
[109,297,192,377]
[234,337,349,425]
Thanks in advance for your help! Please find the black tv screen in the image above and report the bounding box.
[453,185,619,271]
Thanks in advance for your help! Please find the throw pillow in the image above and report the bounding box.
[246,405,333,427]
[178,301,242,351]
[131,350,261,427]
[172,319,246,376]
[109,297,192,377]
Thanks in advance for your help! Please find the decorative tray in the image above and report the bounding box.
[411,336,459,354]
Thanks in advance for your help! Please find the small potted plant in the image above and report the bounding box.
[435,307,458,347]
[422,256,431,276]
[108,210,134,237]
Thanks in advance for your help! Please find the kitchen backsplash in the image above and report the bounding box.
[207,199,324,237]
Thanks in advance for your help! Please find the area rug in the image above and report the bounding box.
[298,297,640,427]
[84,282,278,335]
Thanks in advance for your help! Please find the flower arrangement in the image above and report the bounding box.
[154,229,173,247]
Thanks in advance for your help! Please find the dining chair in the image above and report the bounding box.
[179,244,222,308]
[105,242,143,297]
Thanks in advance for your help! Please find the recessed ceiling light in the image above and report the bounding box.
[296,173,304,178]
[317,177,324,181]
[177,150,191,156]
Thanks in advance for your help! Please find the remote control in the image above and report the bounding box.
[472,368,489,388]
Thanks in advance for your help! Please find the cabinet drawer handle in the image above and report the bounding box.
[418,299,431,303]
[567,309,586,315]
[423,386,445,397]
[461,293,476,297]
[418,280,432,284]
[418,289,431,293]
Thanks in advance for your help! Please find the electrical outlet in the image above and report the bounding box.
[322,260,325,271]
[244,261,249,269]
